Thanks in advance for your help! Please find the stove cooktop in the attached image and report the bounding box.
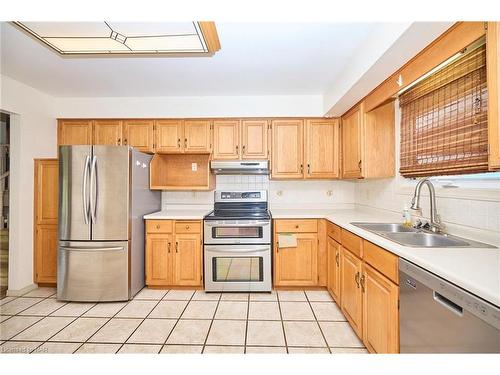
[203,210,271,221]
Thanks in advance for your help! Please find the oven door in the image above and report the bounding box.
[204,245,272,292]
[204,220,271,245]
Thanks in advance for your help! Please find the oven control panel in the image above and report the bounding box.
[221,192,261,199]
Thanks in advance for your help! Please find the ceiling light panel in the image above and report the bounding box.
[14,21,219,55]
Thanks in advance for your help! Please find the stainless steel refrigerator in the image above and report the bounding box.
[57,145,161,302]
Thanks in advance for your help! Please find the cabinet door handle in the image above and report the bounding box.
[360,274,366,292]
[123,138,128,145]
[184,138,187,148]
[307,164,311,175]
[177,138,181,148]
[175,242,179,253]
[242,145,246,154]
[335,253,339,266]
[117,138,121,145]
[355,271,360,288]
[300,164,304,174]
[276,242,279,253]
[358,160,362,171]
[168,242,171,253]
[236,145,239,154]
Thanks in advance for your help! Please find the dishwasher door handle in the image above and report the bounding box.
[433,291,464,317]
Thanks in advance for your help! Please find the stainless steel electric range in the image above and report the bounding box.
[203,190,272,292]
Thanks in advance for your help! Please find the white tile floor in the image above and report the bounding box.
[0,287,367,354]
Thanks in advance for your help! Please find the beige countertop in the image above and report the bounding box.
[144,208,211,220]
[272,207,500,307]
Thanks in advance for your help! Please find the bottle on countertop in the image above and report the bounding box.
[403,205,412,227]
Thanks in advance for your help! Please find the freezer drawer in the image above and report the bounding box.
[57,241,129,302]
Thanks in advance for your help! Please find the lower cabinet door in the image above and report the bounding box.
[340,247,363,338]
[274,233,318,286]
[327,237,341,303]
[362,263,399,353]
[173,233,202,286]
[35,224,58,283]
[145,234,172,286]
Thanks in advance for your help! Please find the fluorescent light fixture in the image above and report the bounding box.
[13,21,221,56]
[397,36,486,96]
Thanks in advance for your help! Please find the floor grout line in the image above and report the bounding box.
[276,291,289,354]
[305,291,332,354]
[243,292,250,353]
[160,289,196,352]
[201,292,222,354]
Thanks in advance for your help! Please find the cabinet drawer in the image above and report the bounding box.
[326,221,341,242]
[275,219,318,233]
[363,241,399,284]
[146,220,173,233]
[175,221,202,234]
[341,229,363,258]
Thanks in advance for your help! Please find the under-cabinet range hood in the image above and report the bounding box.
[210,160,269,175]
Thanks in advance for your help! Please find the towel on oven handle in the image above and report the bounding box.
[278,233,298,248]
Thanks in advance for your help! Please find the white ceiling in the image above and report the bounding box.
[1,22,377,97]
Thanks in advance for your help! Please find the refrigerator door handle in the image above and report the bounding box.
[89,155,98,224]
[82,155,90,224]
[60,246,124,252]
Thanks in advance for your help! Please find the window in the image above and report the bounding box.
[399,39,489,178]
[429,171,500,189]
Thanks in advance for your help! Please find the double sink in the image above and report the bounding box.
[351,222,496,248]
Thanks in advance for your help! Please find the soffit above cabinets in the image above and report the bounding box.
[12,21,221,56]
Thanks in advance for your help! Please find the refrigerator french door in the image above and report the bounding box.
[57,145,160,302]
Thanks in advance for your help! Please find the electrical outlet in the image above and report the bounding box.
[191,163,198,172]
[276,190,283,196]
[326,190,333,197]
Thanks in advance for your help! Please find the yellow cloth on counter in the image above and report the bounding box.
[278,233,298,248]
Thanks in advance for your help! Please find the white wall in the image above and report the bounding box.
[0,74,57,293]
[55,95,324,118]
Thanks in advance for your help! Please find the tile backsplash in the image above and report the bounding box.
[161,175,356,209]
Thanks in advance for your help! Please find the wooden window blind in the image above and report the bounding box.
[399,43,488,177]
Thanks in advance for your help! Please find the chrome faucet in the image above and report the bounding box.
[410,178,444,233]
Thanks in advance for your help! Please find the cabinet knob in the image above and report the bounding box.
[156,224,160,229]
[186,225,190,230]
[295,225,299,229]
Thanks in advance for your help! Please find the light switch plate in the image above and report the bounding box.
[191,163,198,171]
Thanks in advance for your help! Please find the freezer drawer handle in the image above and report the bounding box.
[60,246,124,252]
[433,291,464,317]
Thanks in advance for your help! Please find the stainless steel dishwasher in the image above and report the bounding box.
[399,258,500,353]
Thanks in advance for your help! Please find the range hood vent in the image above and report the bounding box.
[210,160,269,175]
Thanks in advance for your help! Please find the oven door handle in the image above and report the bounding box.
[204,222,270,227]
[205,247,270,253]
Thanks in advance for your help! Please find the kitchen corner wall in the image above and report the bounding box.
[162,176,356,209]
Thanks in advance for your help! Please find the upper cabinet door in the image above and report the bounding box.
[271,119,304,179]
[58,120,93,146]
[155,120,184,153]
[184,120,212,153]
[123,120,154,153]
[93,120,123,146]
[212,120,240,159]
[241,120,268,159]
[35,159,59,225]
[305,119,340,179]
[488,22,500,170]
[341,105,364,179]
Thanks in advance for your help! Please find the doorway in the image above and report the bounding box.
[0,112,10,298]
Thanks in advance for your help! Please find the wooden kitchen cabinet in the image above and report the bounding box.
[271,119,304,179]
[488,22,500,170]
[362,263,399,353]
[93,120,123,146]
[340,247,363,338]
[305,119,340,178]
[145,233,173,286]
[123,120,155,153]
[241,120,268,159]
[173,233,202,286]
[341,101,395,179]
[145,220,202,287]
[184,120,212,153]
[327,236,341,303]
[212,119,240,159]
[58,120,93,145]
[155,120,184,153]
[34,159,59,284]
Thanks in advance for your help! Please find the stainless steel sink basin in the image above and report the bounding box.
[350,222,496,248]
[351,222,418,233]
